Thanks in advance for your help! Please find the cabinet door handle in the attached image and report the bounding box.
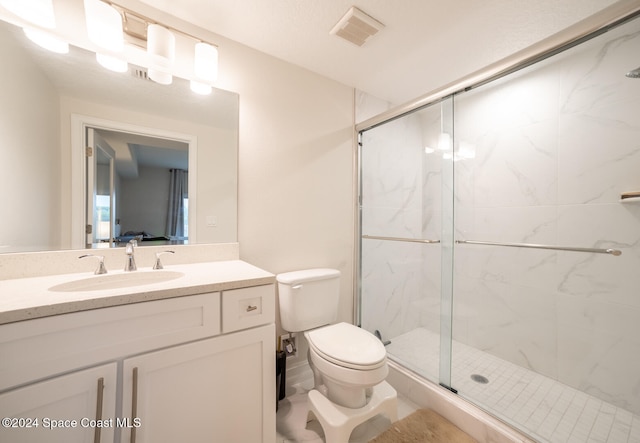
[131,367,138,443]
[246,305,258,312]
[94,377,104,443]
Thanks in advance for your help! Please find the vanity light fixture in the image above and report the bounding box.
[0,0,56,29]
[194,41,218,82]
[23,27,69,53]
[148,68,173,85]
[84,0,123,52]
[1,0,67,53]
[96,53,128,72]
[190,80,212,95]
[84,0,128,73]
[2,0,220,92]
[147,23,175,85]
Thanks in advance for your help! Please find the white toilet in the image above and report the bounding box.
[277,268,397,443]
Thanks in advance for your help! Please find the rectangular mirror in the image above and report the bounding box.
[82,125,192,249]
[0,18,238,253]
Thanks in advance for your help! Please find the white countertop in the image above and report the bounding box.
[0,260,275,325]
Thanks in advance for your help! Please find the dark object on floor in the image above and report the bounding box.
[276,350,286,411]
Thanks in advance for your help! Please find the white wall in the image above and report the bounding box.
[119,166,171,236]
[234,50,355,307]
[113,2,356,370]
[229,42,355,371]
[0,25,61,253]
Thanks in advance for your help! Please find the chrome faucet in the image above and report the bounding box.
[153,250,175,270]
[125,239,137,271]
[79,254,107,275]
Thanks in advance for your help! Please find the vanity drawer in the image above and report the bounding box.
[222,284,275,333]
[0,292,220,391]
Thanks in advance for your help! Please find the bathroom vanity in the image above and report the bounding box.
[0,259,276,443]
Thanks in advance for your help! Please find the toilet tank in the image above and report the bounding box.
[276,268,340,332]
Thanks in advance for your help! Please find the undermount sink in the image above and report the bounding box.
[49,271,184,292]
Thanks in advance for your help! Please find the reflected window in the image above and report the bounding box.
[95,194,111,240]
[183,197,189,238]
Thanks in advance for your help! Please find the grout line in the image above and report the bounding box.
[385,327,639,443]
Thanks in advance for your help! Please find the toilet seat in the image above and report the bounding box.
[305,323,386,370]
[307,345,388,387]
[304,322,391,412]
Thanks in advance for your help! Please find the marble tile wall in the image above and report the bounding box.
[358,16,640,416]
[453,18,640,414]
[359,95,445,342]
[360,109,425,339]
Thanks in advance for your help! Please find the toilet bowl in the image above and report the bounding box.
[305,322,388,408]
[277,269,398,443]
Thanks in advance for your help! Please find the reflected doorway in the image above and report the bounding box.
[73,115,197,250]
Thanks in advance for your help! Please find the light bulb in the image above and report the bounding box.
[1,0,56,28]
[147,24,175,67]
[23,28,68,53]
[84,0,124,52]
[194,42,218,82]
[148,68,172,85]
[190,80,212,95]
[96,53,127,72]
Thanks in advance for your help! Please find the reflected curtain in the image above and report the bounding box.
[166,169,188,238]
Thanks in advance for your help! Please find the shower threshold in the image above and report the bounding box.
[385,327,640,443]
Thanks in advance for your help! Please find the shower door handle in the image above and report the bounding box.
[456,240,622,256]
[362,235,440,244]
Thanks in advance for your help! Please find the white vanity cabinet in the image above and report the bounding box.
[0,279,276,443]
[121,324,274,443]
[119,285,276,443]
[0,363,117,443]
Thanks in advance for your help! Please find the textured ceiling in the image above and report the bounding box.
[139,0,619,104]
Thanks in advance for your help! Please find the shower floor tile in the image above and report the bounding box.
[386,327,640,443]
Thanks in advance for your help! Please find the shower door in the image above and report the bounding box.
[450,15,640,442]
[358,96,455,389]
[358,10,640,443]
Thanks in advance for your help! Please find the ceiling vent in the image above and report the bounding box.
[330,6,384,47]
[132,67,150,81]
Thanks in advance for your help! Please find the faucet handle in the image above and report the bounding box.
[126,239,137,255]
[79,254,107,275]
[153,251,175,270]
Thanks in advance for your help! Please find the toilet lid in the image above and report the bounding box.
[306,323,386,370]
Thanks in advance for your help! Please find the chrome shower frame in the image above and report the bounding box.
[352,4,640,431]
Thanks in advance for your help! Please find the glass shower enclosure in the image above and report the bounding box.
[358,10,640,443]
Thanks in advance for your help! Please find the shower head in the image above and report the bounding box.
[626,66,640,78]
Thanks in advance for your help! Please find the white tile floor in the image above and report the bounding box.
[275,378,420,443]
[386,327,640,443]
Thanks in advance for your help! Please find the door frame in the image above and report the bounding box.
[70,114,198,250]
